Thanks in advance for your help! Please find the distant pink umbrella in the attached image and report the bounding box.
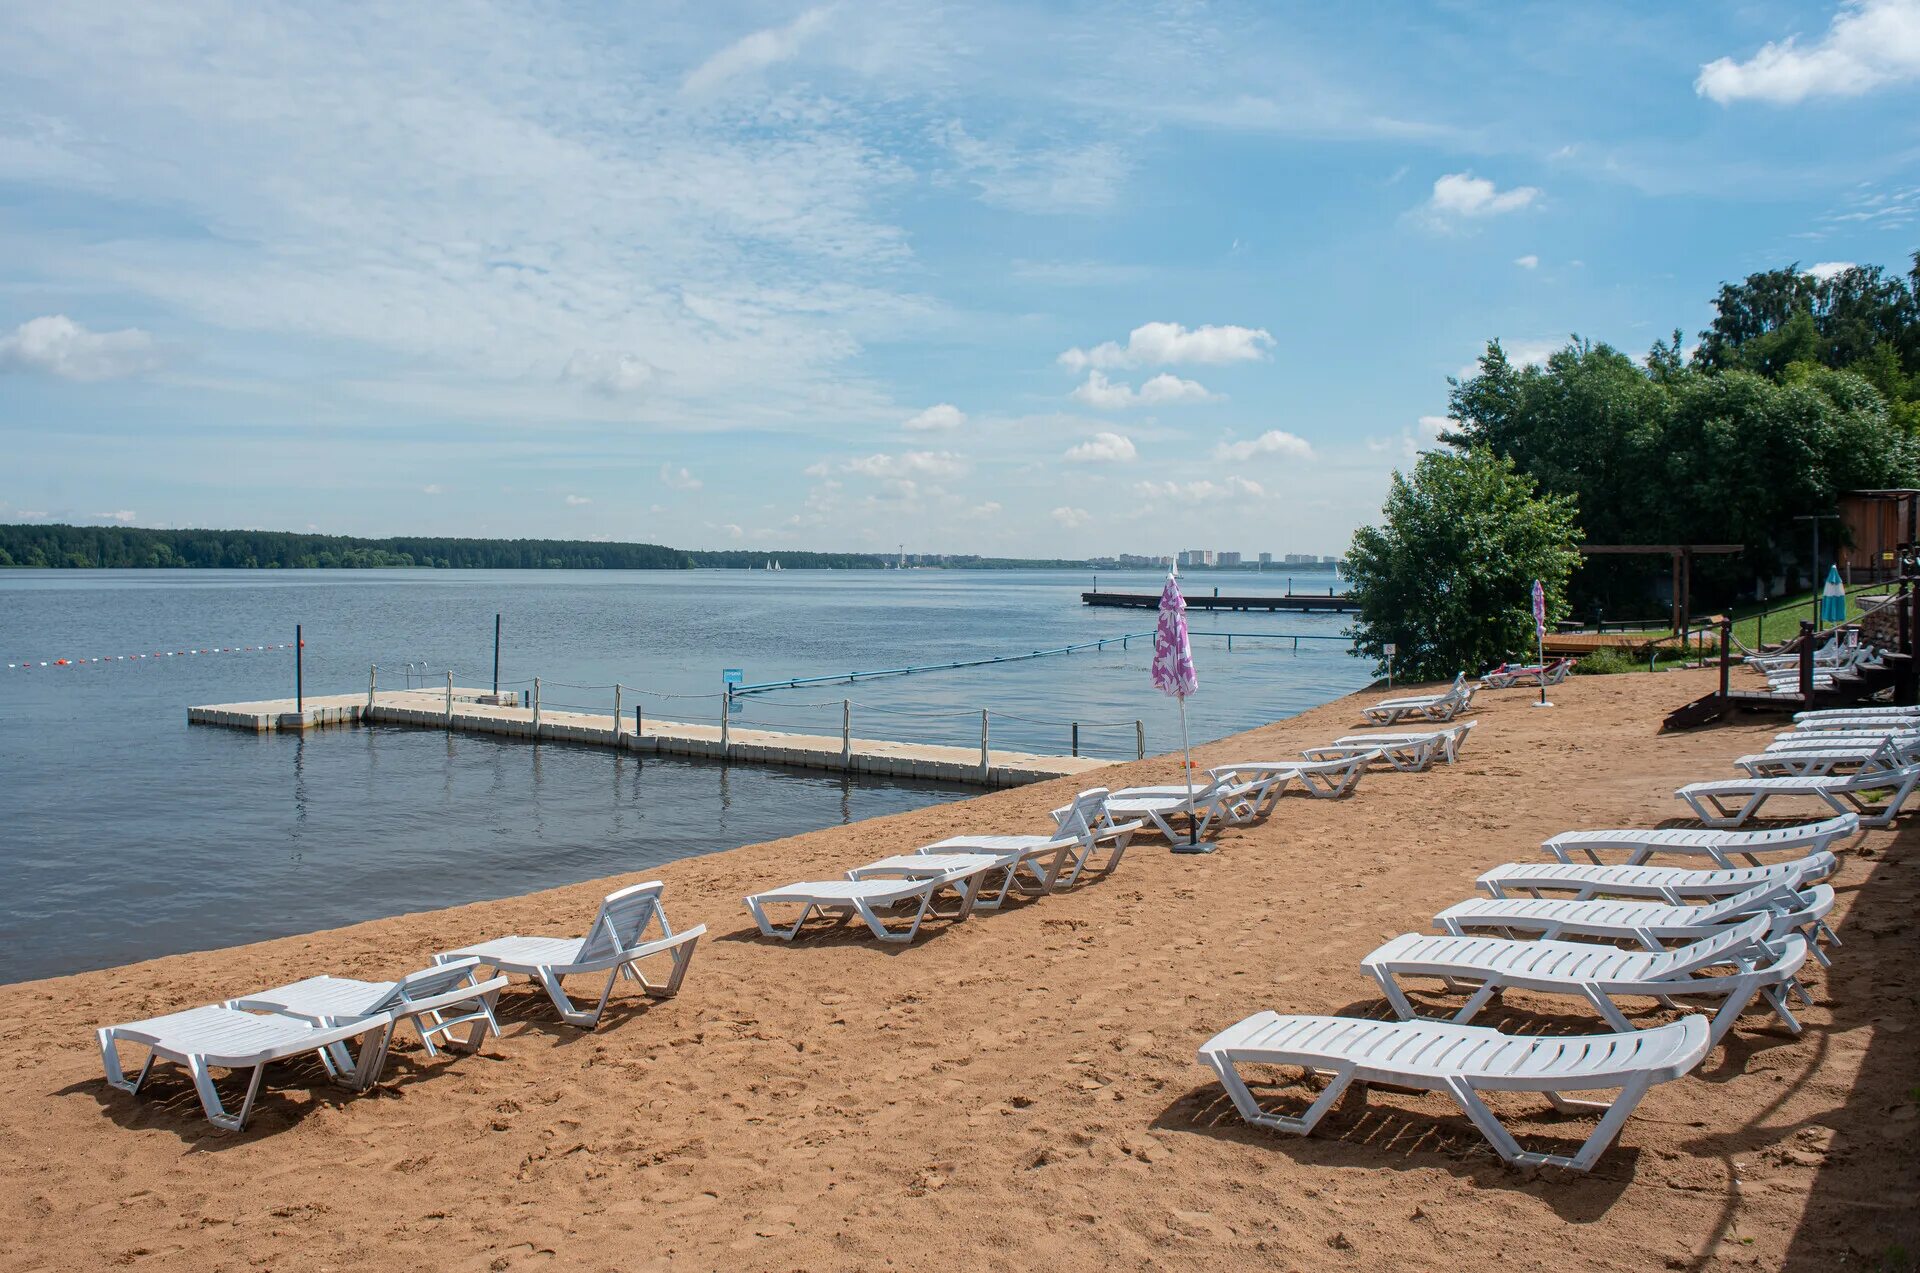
[1152,571,1206,851]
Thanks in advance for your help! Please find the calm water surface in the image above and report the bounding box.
[0,568,1364,981]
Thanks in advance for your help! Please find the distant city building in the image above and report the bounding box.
[1179,549,1216,567]
[1216,551,1242,567]
[1258,552,1273,566]
[1117,553,1169,568]
[1322,555,1342,565]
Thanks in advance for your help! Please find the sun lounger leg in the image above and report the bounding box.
[631,930,701,999]
[1451,980,1501,1024]
[1578,985,1637,1033]
[1366,965,1420,1020]
[97,1029,151,1096]
[1203,1055,1355,1135]
[1759,985,1803,1034]
[188,1055,264,1133]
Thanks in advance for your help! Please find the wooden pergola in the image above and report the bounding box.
[1579,544,1743,634]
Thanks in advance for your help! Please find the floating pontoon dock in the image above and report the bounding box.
[188,688,1113,789]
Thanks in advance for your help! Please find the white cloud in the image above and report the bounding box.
[1071,370,1215,409]
[1064,432,1138,463]
[1697,0,1920,104]
[1416,415,1458,445]
[903,403,966,432]
[0,315,160,381]
[682,7,834,96]
[95,510,137,523]
[1427,172,1541,218]
[421,483,444,495]
[564,350,653,395]
[1212,430,1313,462]
[1514,254,1539,270]
[660,463,702,492]
[1051,506,1091,528]
[844,450,968,480]
[802,461,832,478]
[936,121,1128,215]
[1132,476,1264,502]
[720,522,745,540]
[1059,321,1273,372]
[563,494,592,506]
[1804,260,1858,280]
[964,501,1003,519]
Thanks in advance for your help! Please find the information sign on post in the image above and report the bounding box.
[1383,643,1396,688]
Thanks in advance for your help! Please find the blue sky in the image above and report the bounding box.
[2,1,1917,557]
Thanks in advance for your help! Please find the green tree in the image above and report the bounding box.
[1344,450,1582,682]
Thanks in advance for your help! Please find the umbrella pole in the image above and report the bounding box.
[1178,694,1201,849]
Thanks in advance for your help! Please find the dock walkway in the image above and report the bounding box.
[188,688,1112,789]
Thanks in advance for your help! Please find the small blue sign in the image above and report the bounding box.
[722,668,744,684]
[729,699,743,715]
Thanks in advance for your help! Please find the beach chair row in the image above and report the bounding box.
[742,720,1479,942]
[1197,707,1920,1171]
[98,882,704,1131]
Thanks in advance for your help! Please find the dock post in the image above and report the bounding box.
[1071,722,1079,756]
[720,690,731,760]
[367,663,376,711]
[532,677,541,737]
[613,684,623,745]
[979,709,990,783]
[842,699,852,770]
[295,624,303,712]
[445,671,453,726]
[635,705,644,738]
[1227,633,1232,651]
[492,613,501,695]
[1135,720,1144,760]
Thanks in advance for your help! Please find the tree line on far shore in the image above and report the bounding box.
[1348,251,1920,681]
[0,525,1089,571]
[0,526,854,571]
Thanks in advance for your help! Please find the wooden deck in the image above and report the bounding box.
[187,687,1114,789]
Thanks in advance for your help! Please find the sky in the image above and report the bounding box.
[2,1,1919,558]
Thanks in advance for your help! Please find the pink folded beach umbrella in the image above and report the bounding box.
[1152,570,1206,851]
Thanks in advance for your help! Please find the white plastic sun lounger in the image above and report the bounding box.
[923,787,1144,889]
[1303,737,1440,772]
[1361,674,1474,725]
[1362,916,1809,1048]
[1433,880,1838,963]
[99,1006,394,1131]
[1793,707,1920,731]
[1332,719,1478,764]
[438,881,705,1028]
[1196,1012,1709,1171]
[1737,742,1904,777]
[1542,813,1860,866]
[1476,851,1838,903]
[1105,775,1273,841]
[1797,704,1920,723]
[1677,763,1920,829]
[854,844,1063,910]
[227,958,509,1078]
[1210,751,1378,799]
[1768,730,1918,753]
[744,864,990,943]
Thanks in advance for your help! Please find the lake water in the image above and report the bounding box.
[0,568,1365,982]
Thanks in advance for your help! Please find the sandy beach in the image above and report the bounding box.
[2,667,1914,1272]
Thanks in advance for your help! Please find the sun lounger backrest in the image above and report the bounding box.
[580,881,668,962]
[389,957,486,1006]
[1054,787,1113,840]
